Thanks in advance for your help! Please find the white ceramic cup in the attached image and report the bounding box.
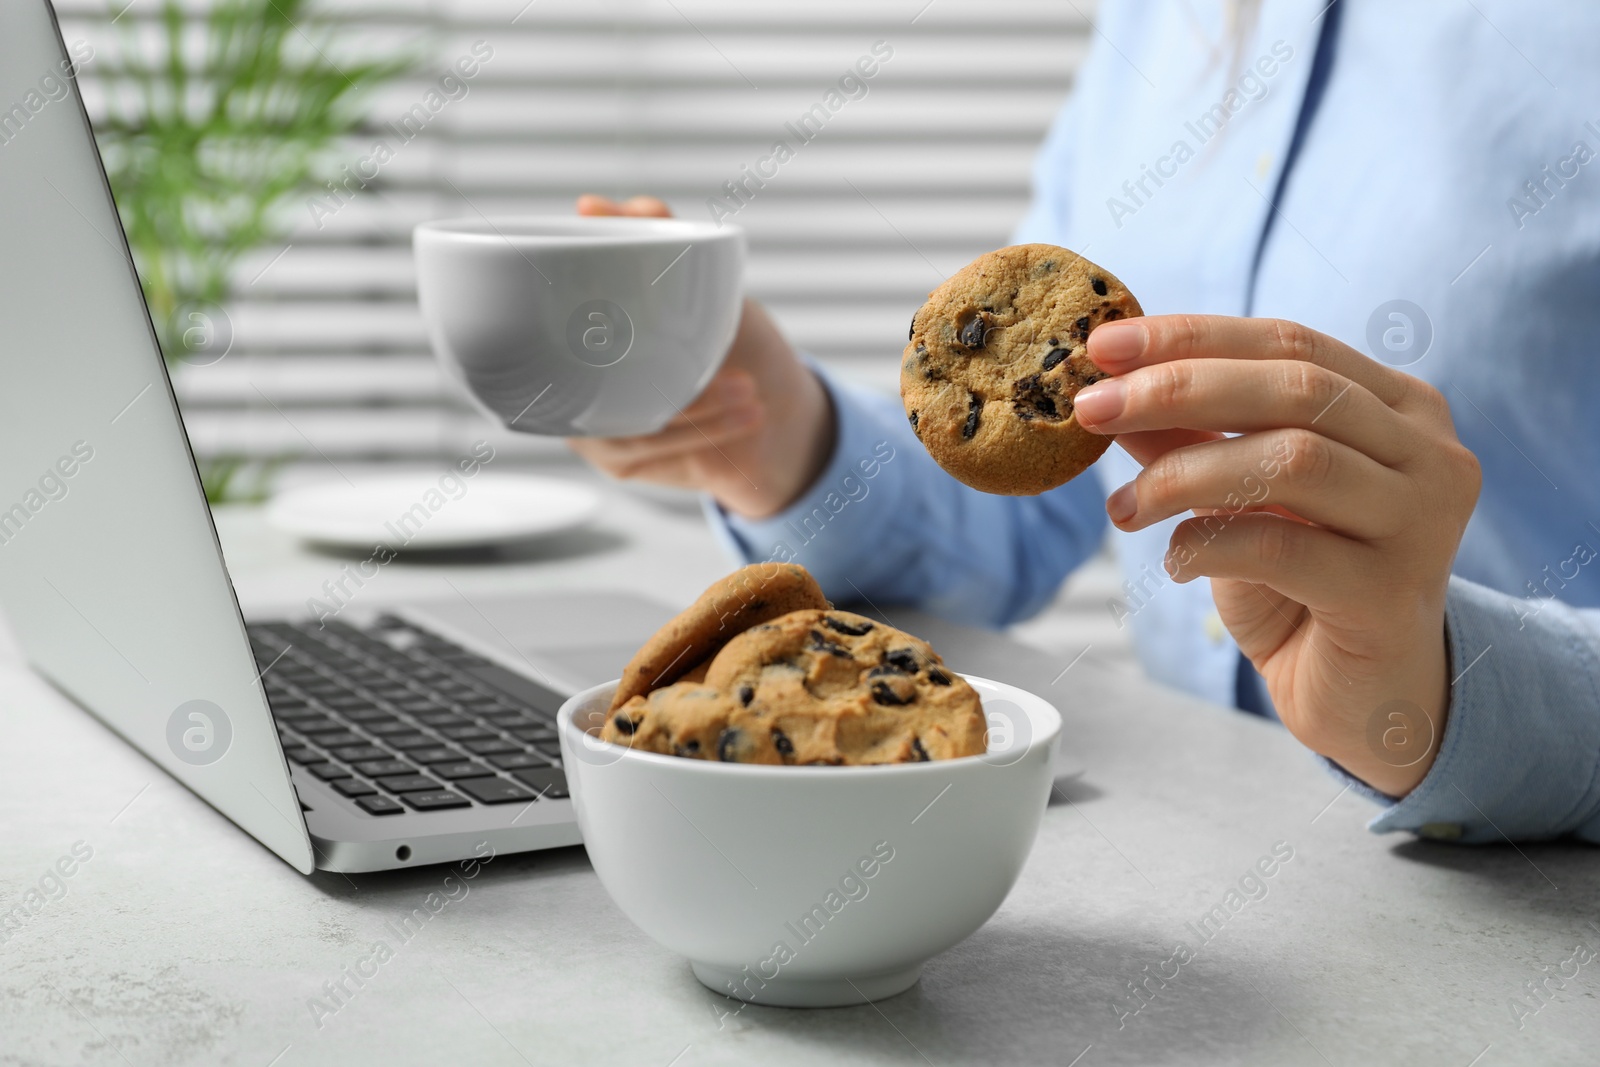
[558,675,1061,1007]
[414,216,746,437]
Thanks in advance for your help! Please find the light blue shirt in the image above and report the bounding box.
[708,0,1600,844]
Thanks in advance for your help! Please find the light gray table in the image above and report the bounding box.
[2,485,1595,1066]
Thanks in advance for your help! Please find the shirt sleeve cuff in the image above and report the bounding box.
[1323,575,1600,844]
[702,364,913,604]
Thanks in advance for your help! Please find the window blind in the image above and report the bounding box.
[56,0,1092,468]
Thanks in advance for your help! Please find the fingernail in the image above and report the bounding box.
[1089,321,1147,366]
[1073,379,1125,425]
[1106,481,1137,524]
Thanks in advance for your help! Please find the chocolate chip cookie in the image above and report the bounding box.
[602,608,987,764]
[901,243,1143,495]
[609,562,828,712]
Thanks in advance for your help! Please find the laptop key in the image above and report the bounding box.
[341,706,396,723]
[356,795,405,816]
[432,761,494,780]
[478,709,535,723]
[456,777,537,804]
[303,762,349,781]
[488,752,549,770]
[354,759,416,777]
[402,791,471,811]
[364,719,417,735]
[329,778,377,797]
[385,733,441,750]
[510,767,569,799]
[415,711,466,727]
[291,717,345,734]
[510,726,559,743]
[282,746,323,764]
[410,747,464,764]
[314,731,366,748]
[376,775,441,793]
[439,725,494,741]
[330,745,391,763]
[463,738,521,756]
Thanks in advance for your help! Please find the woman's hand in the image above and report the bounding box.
[1075,316,1481,796]
[563,195,835,519]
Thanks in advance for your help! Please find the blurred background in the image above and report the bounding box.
[55,0,1128,665]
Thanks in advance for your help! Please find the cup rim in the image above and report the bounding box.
[414,214,742,246]
[557,673,1061,778]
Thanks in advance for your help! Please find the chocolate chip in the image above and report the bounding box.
[612,713,636,735]
[682,739,700,753]
[958,313,987,349]
[908,410,920,432]
[738,684,754,706]
[1042,259,1057,271]
[716,728,741,762]
[824,616,874,636]
[1042,348,1068,371]
[883,649,920,674]
[1075,316,1090,333]
[1091,277,1108,296]
[772,728,794,757]
[962,393,983,440]
[1013,373,1061,421]
[871,681,914,706]
[807,630,852,657]
[1048,338,1058,346]
[928,668,951,685]
[1104,308,1123,321]
[911,737,930,761]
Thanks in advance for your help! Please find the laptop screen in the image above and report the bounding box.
[0,1,312,873]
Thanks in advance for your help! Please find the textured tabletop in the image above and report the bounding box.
[2,485,1595,1066]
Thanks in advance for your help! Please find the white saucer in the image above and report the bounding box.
[266,472,600,551]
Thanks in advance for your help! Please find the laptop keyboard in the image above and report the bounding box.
[247,616,571,817]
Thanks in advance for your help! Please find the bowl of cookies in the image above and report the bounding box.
[558,563,1061,1008]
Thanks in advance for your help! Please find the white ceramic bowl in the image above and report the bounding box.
[414,216,745,437]
[557,675,1061,1007]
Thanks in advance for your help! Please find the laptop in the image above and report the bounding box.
[0,1,676,873]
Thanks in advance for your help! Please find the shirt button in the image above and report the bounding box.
[1203,611,1226,644]
[1418,822,1463,841]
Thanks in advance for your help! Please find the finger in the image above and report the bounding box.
[620,196,672,218]
[590,373,756,450]
[1164,512,1376,615]
[1087,315,1413,409]
[568,402,763,474]
[1109,429,1410,540]
[1074,357,1416,469]
[1109,427,1223,468]
[576,194,623,216]
[677,367,756,420]
[574,194,674,218]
